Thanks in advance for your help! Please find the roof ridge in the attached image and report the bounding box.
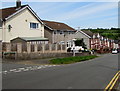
[42,20,65,24]
[42,20,76,31]
[0,5,28,10]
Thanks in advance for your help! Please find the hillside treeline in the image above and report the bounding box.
[82,28,120,40]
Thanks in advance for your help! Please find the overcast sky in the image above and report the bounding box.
[1,0,118,29]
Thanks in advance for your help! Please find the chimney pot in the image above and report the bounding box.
[16,0,21,8]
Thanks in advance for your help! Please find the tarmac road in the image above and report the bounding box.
[2,54,119,89]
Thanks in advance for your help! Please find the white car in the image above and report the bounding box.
[112,49,118,54]
[71,46,84,52]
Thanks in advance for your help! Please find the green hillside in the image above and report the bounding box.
[82,28,120,40]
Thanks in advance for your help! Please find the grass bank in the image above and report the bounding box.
[50,55,98,64]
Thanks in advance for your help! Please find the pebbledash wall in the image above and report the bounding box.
[2,43,66,60]
[2,43,90,60]
[16,52,90,60]
[4,52,90,60]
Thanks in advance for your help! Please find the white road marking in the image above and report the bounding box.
[3,71,7,73]
[2,71,8,74]
[23,69,29,71]
[37,67,42,69]
[18,68,25,70]
[44,65,49,67]
[13,70,21,73]
[47,65,52,67]
[26,67,32,69]
[53,65,57,66]
[3,65,60,74]
[41,66,46,68]
[10,69,17,72]
[30,67,38,70]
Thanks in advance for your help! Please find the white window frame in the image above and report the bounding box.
[30,22,39,29]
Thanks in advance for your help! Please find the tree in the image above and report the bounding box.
[75,39,87,49]
[81,28,120,40]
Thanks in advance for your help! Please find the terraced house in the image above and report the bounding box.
[0,0,48,44]
[75,30,116,50]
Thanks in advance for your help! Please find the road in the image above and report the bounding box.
[2,54,119,89]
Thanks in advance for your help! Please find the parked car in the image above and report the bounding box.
[112,49,118,54]
[71,46,84,53]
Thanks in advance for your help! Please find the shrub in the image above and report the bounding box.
[67,48,71,52]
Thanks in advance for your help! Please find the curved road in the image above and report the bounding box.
[2,54,119,89]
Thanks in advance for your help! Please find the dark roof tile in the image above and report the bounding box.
[81,30,94,37]
[0,5,27,20]
[42,20,76,31]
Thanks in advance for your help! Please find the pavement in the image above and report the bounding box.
[2,53,108,65]
[2,58,53,65]
[1,53,119,89]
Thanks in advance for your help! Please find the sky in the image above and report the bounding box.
[0,0,118,29]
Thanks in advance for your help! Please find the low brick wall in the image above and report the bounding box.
[3,52,90,60]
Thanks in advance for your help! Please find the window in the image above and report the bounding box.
[72,31,75,34]
[30,23,39,29]
[60,31,63,35]
[67,42,69,47]
[54,31,57,34]
[69,31,71,34]
[67,44,68,47]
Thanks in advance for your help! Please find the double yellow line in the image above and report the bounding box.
[104,71,120,91]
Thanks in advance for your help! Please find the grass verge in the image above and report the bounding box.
[50,55,98,64]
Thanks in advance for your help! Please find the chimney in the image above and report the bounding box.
[16,0,21,8]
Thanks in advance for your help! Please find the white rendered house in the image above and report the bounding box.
[0,0,48,43]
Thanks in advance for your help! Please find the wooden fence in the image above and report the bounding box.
[2,43,67,53]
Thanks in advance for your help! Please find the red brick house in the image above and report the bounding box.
[81,30,115,51]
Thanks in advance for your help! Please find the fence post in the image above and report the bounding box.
[49,44,52,52]
[34,44,38,53]
[6,43,11,52]
[60,44,63,52]
[42,43,45,53]
[17,43,22,53]
[27,43,31,53]
[65,44,67,52]
[55,44,58,52]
